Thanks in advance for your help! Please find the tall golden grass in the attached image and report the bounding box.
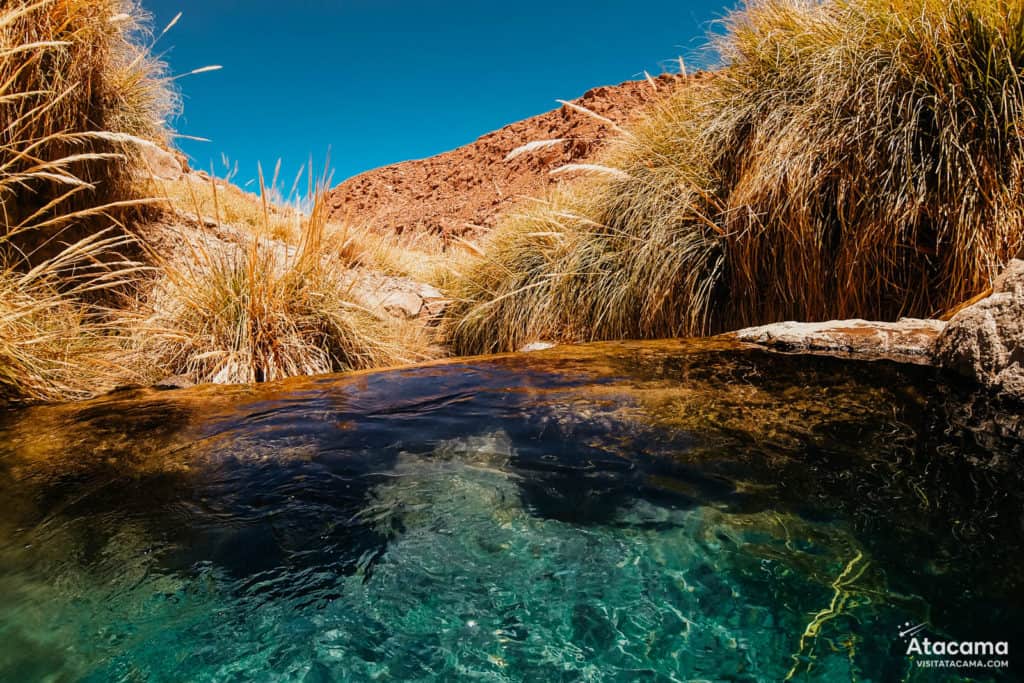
[153,157,307,242]
[446,0,1024,354]
[0,0,175,403]
[0,230,145,403]
[151,160,450,283]
[1,0,176,257]
[1,1,429,402]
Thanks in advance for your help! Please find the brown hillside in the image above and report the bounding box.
[327,74,687,238]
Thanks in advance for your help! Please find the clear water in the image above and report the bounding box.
[0,339,1020,682]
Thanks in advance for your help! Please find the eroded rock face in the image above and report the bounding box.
[935,260,1024,398]
[733,318,946,365]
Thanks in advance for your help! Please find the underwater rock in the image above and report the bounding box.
[733,318,945,364]
[936,259,1024,399]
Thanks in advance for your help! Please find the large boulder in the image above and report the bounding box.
[935,260,1024,398]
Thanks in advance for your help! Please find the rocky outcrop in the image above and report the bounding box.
[327,75,694,238]
[353,274,447,321]
[136,143,186,181]
[732,261,1024,399]
[935,260,1024,398]
[733,319,946,365]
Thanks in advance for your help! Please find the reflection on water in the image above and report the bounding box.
[0,339,1020,681]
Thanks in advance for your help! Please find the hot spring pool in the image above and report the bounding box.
[0,339,1020,681]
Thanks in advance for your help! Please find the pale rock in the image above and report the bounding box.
[734,318,946,365]
[416,283,444,300]
[138,144,184,180]
[380,290,423,319]
[935,260,1024,398]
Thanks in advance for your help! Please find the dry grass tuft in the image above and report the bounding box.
[1,0,176,259]
[137,176,423,385]
[153,159,305,242]
[0,0,174,404]
[0,1,435,402]
[152,161,450,284]
[325,219,450,283]
[446,0,1024,354]
[0,230,146,404]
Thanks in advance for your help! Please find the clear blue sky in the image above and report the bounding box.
[143,1,727,191]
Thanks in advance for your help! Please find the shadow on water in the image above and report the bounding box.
[0,338,1021,681]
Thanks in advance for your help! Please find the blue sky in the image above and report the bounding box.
[143,1,727,191]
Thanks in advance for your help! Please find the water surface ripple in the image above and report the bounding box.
[0,339,1020,681]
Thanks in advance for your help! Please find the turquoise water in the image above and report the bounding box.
[0,340,1020,681]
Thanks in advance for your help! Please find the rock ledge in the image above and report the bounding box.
[734,318,946,365]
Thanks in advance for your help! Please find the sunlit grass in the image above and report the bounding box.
[0,0,177,403]
[136,173,430,385]
[0,1,430,402]
[0,230,148,404]
[0,0,180,256]
[445,0,1024,354]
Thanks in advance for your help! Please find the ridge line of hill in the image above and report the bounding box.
[327,74,690,238]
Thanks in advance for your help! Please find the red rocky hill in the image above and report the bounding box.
[327,74,687,238]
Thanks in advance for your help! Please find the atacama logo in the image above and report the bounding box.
[899,622,1009,670]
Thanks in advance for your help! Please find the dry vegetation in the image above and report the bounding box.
[0,230,144,403]
[1,0,174,250]
[0,0,172,402]
[137,181,424,385]
[150,166,450,282]
[0,0,435,405]
[6,0,1022,405]
[445,0,1024,354]
[160,173,303,241]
